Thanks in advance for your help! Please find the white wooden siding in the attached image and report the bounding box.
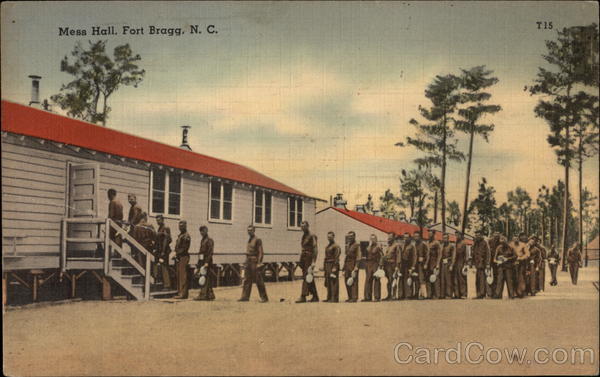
[2,137,317,268]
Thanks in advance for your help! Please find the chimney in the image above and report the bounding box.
[180,125,192,151]
[333,193,348,210]
[28,75,42,107]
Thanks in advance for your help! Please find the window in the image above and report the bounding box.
[209,181,233,222]
[151,169,181,216]
[288,197,303,228]
[254,189,272,225]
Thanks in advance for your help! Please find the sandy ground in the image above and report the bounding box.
[3,266,599,376]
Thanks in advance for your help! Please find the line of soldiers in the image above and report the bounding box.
[108,189,584,303]
[313,228,582,302]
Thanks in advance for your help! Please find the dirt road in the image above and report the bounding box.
[3,266,598,375]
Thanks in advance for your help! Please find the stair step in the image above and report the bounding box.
[150,289,178,297]
[121,274,142,279]
[67,257,103,261]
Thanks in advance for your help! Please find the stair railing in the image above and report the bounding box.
[61,217,155,300]
[107,218,155,299]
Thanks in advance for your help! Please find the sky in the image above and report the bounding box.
[2,1,598,213]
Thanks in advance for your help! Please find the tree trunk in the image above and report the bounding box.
[441,114,447,233]
[541,212,546,247]
[433,190,438,224]
[102,95,108,127]
[461,126,475,234]
[561,161,570,272]
[578,142,584,267]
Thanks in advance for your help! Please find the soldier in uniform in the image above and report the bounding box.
[470,230,491,299]
[494,235,516,299]
[567,243,583,285]
[127,194,144,229]
[426,230,442,299]
[132,212,155,266]
[343,231,361,303]
[323,231,341,303]
[154,215,172,290]
[363,234,383,301]
[127,194,144,262]
[537,237,547,292]
[547,245,560,286]
[296,221,319,303]
[527,236,542,296]
[380,232,399,300]
[239,225,269,302]
[397,232,416,300]
[173,220,191,299]
[439,233,455,299]
[512,232,530,298]
[195,225,215,301]
[487,232,501,297]
[453,231,468,299]
[107,189,124,247]
[413,231,429,300]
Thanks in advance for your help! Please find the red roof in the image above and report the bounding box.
[1,100,312,198]
[330,207,468,243]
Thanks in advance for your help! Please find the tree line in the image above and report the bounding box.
[380,24,598,271]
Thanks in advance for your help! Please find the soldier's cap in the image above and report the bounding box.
[519,232,526,237]
[179,220,187,225]
[156,214,164,220]
[475,230,484,235]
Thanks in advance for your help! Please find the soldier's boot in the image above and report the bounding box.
[295,296,307,303]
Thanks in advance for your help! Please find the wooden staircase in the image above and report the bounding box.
[61,218,177,300]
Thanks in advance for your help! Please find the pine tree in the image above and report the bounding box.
[396,74,464,233]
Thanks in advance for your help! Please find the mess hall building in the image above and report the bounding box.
[1,100,321,302]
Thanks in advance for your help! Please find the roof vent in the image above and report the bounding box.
[28,75,42,107]
[180,125,192,151]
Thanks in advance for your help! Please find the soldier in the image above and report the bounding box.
[426,230,442,299]
[132,212,155,266]
[527,236,542,296]
[439,233,455,299]
[470,230,491,299]
[363,234,383,301]
[173,220,191,299]
[413,231,429,300]
[323,231,341,303]
[494,235,516,299]
[380,232,399,300]
[239,225,269,302]
[453,231,468,299]
[512,232,530,298]
[195,226,215,301]
[127,194,144,262]
[547,245,560,286]
[343,231,361,303]
[127,193,144,229]
[107,189,124,247]
[487,232,502,297]
[397,232,416,299]
[154,215,172,290]
[296,221,319,303]
[567,243,583,285]
[537,237,547,292]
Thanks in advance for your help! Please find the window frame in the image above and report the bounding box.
[253,189,273,228]
[208,180,235,224]
[149,168,183,219]
[287,197,303,230]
